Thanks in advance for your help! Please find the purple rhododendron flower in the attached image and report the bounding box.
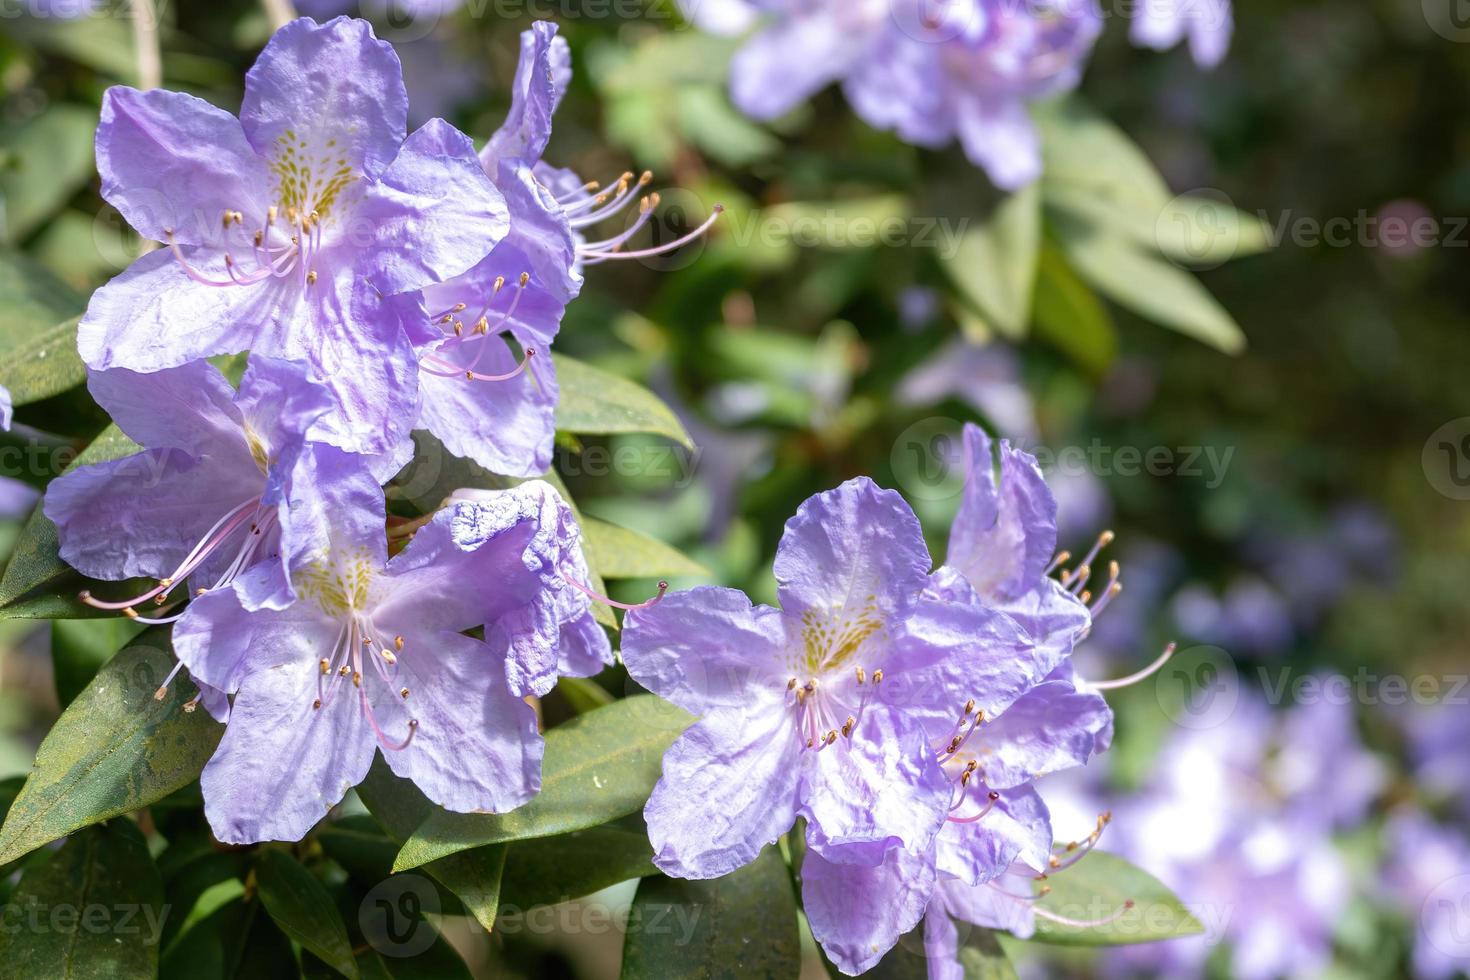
[77,16,509,456]
[415,21,722,476]
[43,358,356,619]
[701,0,1101,188]
[621,478,956,887]
[172,476,575,843]
[621,475,1110,973]
[1131,0,1233,69]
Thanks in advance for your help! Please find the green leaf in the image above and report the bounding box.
[582,517,710,580]
[254,850,360,980]
[394,696,692,871]
[957,931,1020,980]
[499,822,657,911]
[0,106,97,244]
[0,820,164,979]
[941,183,1041,339]
[51,617,142,708]
[355,759,508,934]
[1030,241,1116,375]
[0,627,223,866]
[161,896,298,980]
[0,424,150,621]
[554,353,694,449]
[1050,216,1246,354]
[620,844,799,979]
[1030,851,1202,946]
[0,316,87,408]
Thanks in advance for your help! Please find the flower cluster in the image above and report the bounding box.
[684,0,1232,187]
[622,424,1166,974]
[48,16,715,844]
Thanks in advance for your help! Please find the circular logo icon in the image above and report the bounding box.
[1422,873,1470,960]
[615,186,714,273]
[888,0,983,44]
[359,874,440,958]
[1423,0,1470,42]
[355,0,444,43]
[890,417,966,502]
[1423,418,1470,501]
[1156,189,1241,271]
[1154,644,1239,730]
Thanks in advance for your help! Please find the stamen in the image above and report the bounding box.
[855,666,866,685]
[561,572,668,611]
[1085,642,1177,692]
[1044,550,1072,576]
[153,659,186,701]
[580,204,725,262]
[949,790,1001,824]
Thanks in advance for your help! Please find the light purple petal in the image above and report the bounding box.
[970,679,1112,789]
[622,586,789,715]
[954,95,1042,191]
[356,118,510,295]
[415,336,557,478]
[801,843,936,975]
[841,31,952,149]
[947,424,1056,603]
[482,21,566,169]
[645,702,801,879]
[935,784,1052,884]
[202,652,377,843]
[730,13,870,120]
[369,630,543,814]
[922,904,965,980]
[96,86,270,246]
[231,356,337,506]
[993,577,1091,678]
[174,581,340,695]
[555,609,613,678]
[773,477,931,650]
[802,708,949,857]
[937,867,1036,940]
[241,16,406,182]
[85,361,245,458]
[44,448,260,583]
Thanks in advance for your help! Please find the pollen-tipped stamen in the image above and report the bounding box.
[561,572,668,611]
[580,204,725,263]
[1085,643,1177,692]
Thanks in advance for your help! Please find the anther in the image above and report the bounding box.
[381,649,397,665]
[306,270,317,285]
[855,666,866,685]
[400,687,410,699]
[352,671,362,688]
[312,698,322,710]
[787,678,797,691]
[394,636,405,651]
[841,715,856,738]
[964,698,976,716]
[872,669,884,684]
[123,607,138,619]
[319,658,330,675]
[338,665,350,677]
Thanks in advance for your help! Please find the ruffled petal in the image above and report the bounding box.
[241,16,406,182]
[173,580,340,695]
[356,118,510,295]
[481,21,566,168]
[935,783,1052,884]
[947,424,1056,603]
[622,586,790,716]
[645,703,800,879]
[370,630,543,814]
[96,86,271,246]
[773,477,931,653]
[86,361,246,458]
[202,653,377,843]
[801,843,936,975]
[802,708,949,857]
[971,679,1112,789]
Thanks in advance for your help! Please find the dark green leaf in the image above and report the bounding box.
[0,106,97,244]
[0,316,87,408]
[499,822,656,911]
[254,850,359,980]
[395,696,691,871]
[356,759,508,934]
[620,844,799,980]
[161,896,297,980]
[0,424,150,621]
[868,925,1017,980]
[0,628,223,865]
[554,354,694,449]
[0,820,164,979]
[582,517,710,580]
[1031,241,1116,375]
[51,618,142,708]
[1030,851,1202,946]
[0,251,88,409]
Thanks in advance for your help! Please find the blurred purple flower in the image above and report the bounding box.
[1401,703,1470,820]
[1171,575,1293,656]
[896,341,1037,442]
[1130,0,1233,69]
[1382,810,1470,980]
[697,0,1102,188]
